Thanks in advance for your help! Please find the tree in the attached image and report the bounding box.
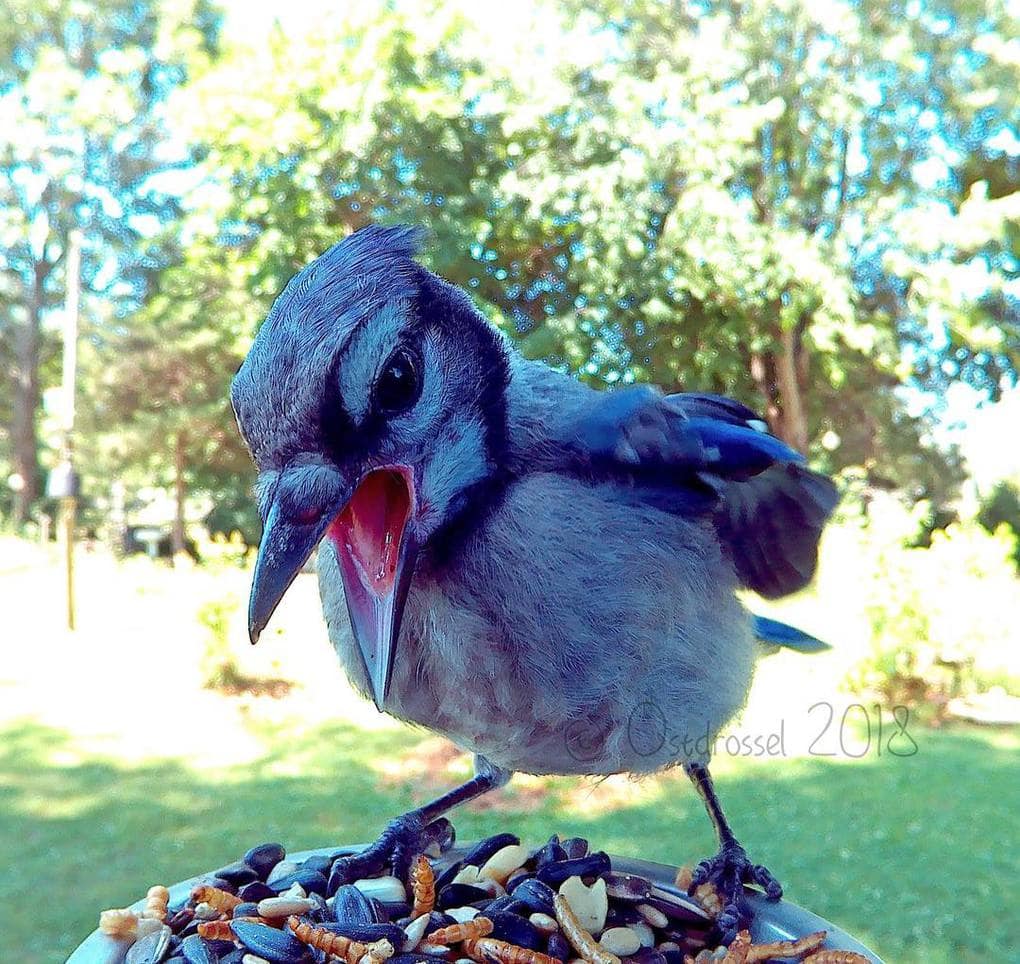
[0,0,218,526]
[79,236,255,553]
[978,480,1020,569]
[535,0,1018,464]
[166,0,1015,507]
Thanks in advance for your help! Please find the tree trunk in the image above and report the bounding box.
[749,348,782,433]
[172,431,187,556]
[10,293,43,527]
[774,326,809,453]
[749,327,810,454]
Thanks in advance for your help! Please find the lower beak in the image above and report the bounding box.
[248,466,418,710]
[326,467,418,710]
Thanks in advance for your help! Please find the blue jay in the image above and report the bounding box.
[231,225,838,939]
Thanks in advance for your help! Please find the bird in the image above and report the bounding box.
[230,224,839,940]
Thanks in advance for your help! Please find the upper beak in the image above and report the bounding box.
[247,465,418,711]
[248,494,341,647]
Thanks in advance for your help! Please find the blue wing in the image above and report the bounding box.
[569,386,839,598]
[573,385,806,480]
[712,460,838,597]
[753,614,830,653]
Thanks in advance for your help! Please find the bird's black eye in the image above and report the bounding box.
[375,347,421,415]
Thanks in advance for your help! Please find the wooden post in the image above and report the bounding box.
[61,230,81,631]
[172,430,187,558]
[60,495,76,630]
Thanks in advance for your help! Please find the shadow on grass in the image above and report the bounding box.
[0,718,1015,964]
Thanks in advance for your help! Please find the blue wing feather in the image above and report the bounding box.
[569,386,838,599]
[681,416,805,478]
[573,386,804,480]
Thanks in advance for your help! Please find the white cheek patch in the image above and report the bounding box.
[418,419,488,530]
[337,300,408,425]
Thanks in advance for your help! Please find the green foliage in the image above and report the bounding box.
[77,235,256,532]
[0,0,221,519]
[196,594,245,691]
[204,487,262,548]
[846,502,1020,710]
[153,0,1014,510]
[196,592,291,695]
[978,481,1020,570]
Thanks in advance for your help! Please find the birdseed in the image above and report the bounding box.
[94,823,869,964]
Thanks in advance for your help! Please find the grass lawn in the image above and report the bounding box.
[1,714,1016,963]
[1,540,1017,963]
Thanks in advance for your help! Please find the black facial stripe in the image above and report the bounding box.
[318,364,359,466]
[412,269,511,470]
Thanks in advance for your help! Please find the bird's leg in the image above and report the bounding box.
[330,754,511,889]
[684,761,782,942]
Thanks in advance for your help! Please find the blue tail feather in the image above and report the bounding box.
[753,614,830,653]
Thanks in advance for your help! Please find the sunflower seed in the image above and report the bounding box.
[461,834,521,868]
[354,875,407,903]
[125,924,172,964]
[603,873,652,903]
[478,845,530,886]
[599,927,641,956]
[402,914,430,951]
[558,875,608,934]
[256,896,315,918]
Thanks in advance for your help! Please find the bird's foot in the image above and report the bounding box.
[328,812,453,894]
[689,839,782,943]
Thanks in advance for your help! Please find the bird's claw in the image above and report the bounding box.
[328,811,429,891]
[689,841,782,944]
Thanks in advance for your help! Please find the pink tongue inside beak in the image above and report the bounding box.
[327,467,417,708]
[328,468,413,594]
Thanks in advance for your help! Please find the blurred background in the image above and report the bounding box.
[1,1,1018,961]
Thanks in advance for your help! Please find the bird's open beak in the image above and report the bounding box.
[326,466,418,710]
[247,465,418,712]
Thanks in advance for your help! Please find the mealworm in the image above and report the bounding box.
[411,854,436,916]
[98,908,138,939]
[802,952,871,963]
[288,916,394,963]
[197,919,237,940]
[463,937,561,964]
[191,884,242,915]
[746,930,826,962]
[140,885,170,922]
[429,916,494,945]
[691,883,722,918]
[553,894,620,964]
